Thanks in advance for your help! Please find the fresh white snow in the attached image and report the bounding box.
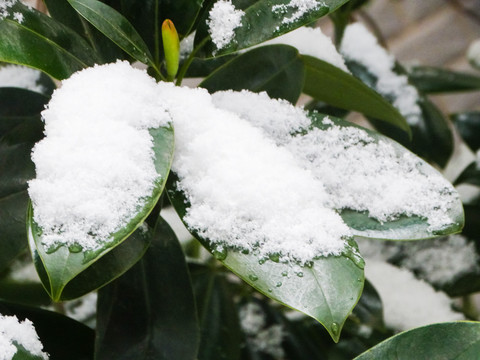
[207,0,244,50]
[341,23,422,125]
[272,0,326,25]
[467,39,480,68]
[252,26,349,72]
[28,61,171,251]
[0,314,48,360]
[366,260,464,332]
[0,64,46,93]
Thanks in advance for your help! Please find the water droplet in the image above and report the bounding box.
[297,272,304,278]
[213,247,227,260]
[331,322,339,336]
[258,258,266,265]
[305,261,314,268]
[249,274,258,282]
[357,278,362,283]
[269,253,280,263]
[68,244,83,253]
[281,271,288,277]
[268,288,273,293]
[276,282,282,287]
[241,249,250,255]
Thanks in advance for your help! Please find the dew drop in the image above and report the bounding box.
[296,272,304,278]
[241,249,250,255]
[213,247,227,261]
[281,271,288,277]
[268,288,273,293]
[68,244,83,253]
[276,282,282,287]
[269,253,280,263]
[249,274,258,282]
[305,261,314,268]
[331,322,339,336]
[258,258,266,265]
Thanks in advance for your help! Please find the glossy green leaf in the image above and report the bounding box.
[96,217,199,360]
[167,175,364,343]
[308,114,463,240]
[355,322,480,360]
[0,2,97,79]
[28,124,174,301]
[408,66,480,93]
[0,277,51,307]
[200,45,304,104]
[190,264,242,360]
[0,300,94,360]
[196,0,351,57]
[302,55,410,134]
[329,0,369,46]
[454,161,480,186]
[451,111,480,152]
[346,60,453,167]
[68,0,156,68]
[44,0,125,63]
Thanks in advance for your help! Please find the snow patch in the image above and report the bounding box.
[273,0,326,24]
[207,0,244,50]
[0,64,46,93]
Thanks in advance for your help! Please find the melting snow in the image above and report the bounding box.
[0,314,48,360]
[341,23,422,125]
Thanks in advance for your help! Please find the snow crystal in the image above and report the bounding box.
[0,64,46,93]
[213,90,458,233]
[0,314,48,360]
[272,0,326,25]
[207,0,244,50]
[180,32,195,59]
[28,61,171,251]
[366,260,464,332]
[239,302,285,359]
[341,23,422,125]
[0,0,17,20]
[165,85,349,264]
[253,26,349,72]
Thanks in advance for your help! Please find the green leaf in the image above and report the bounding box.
[196,0,351,57]
[454,161,480,186]
[408,66,480,93]
[354,322,480,360]
[451,111,480,152]
[302,55,410,134]
[68,0,156,68]
[44,0,125,63]
[190,264,242,360]
[167,174,365,343]
[346,60,453,167]
[200,45,304,104]
[307,114,463,240]
[28,124,175,301]
[0,2,97,79]
[0,300,95,360]
[0,277,51,307]
[96,217,199,360]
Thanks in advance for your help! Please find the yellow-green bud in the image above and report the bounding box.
[162,19,180,81]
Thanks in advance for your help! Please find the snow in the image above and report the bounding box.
[239,302,285,359]
[272,0,326,25]
[467,39,480,68]
[0,0,16,20]
[207,0,244,51]
[0,64,46,93]
[253,26,349,72]
[65,293,97,323]
[213,90,458,233]
[341,23,422,125]
[28,61,171,252]
[166,85,349,265]
[180,32,195,59]
[0,314,48,360]
[366,260,464,332]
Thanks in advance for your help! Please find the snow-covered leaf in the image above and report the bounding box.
[196,0,352,57]
[0,1,98,79]
[355,322,480,360]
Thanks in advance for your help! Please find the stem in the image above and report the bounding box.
[175,37,209,86]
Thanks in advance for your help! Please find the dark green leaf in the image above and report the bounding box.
[96,217,199,360]
[308,114,463,240]
[44,0,125,63]
[302,55,410,134]
[454,161,480,186]
[184,54,237,78]
[200,45,304,104]
[0,278,51,307]
[0,300,94,360]
[346,60,454,167]
[0,2,97,79]
[196,0,351,57]
[168,174,364,343]
[354,322,480,360]
[408,66,480,93]
[329,0,369,46]
[28,124,174,301]
[190,264,242,360]
[451,111,480,152]
[68,0,156,67]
